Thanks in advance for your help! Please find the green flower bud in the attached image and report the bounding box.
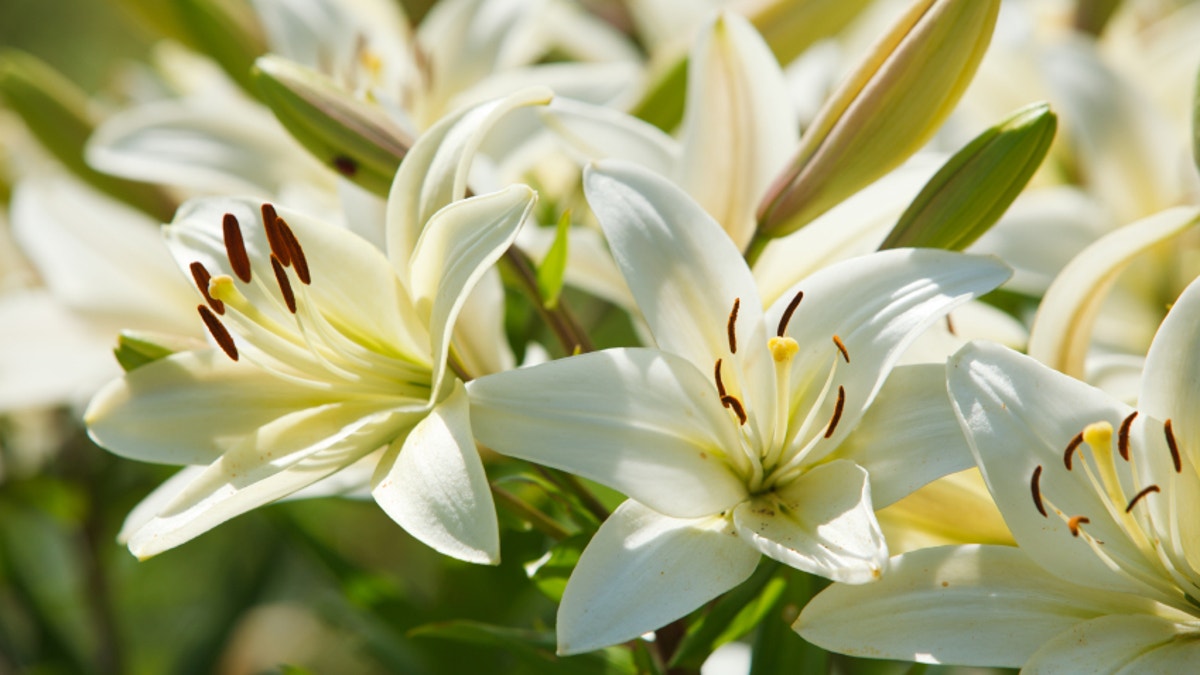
[880,102,1057,252]
[757,0,1000,238]
[253,55,413,197]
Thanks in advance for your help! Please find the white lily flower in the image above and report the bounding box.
[468,160,1010,654]
[798,273,1200,670]
[84,93,543,564]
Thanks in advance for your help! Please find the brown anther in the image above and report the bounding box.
[271,254,297,314]
[832,335,850,364]
[223,213,252,283]
[1118,411,1138,461]
[198,304,238,361]
[945,313,957,336]
[726,298,740,354]
[277,218,310,285]
[1067,515,1090,537]
[1125,485,1161,513]
[721,395,747,425]
[714,359,727,398]
[1030,465,1047,517]
[1165,419,1182,473]
[776,290,803,337]
[332,155,358,177]
[262,203,291,267]
[824,385,846,439]
[1064,431,1084,470]
[189,262,224,314]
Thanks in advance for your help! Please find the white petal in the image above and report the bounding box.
[468,348,748,518]
[538,98,680,177]
[387,87,552,266]
[86,98,330,196]
[1026,206,1200,379]
[0,291,118,410]
[11,176,197,335]
[734,459,885,583]
[557,500,760,655]
[795,545,1158,668]
[1023,614,1200,674]
[125,405,410,558]
[838,364,974,508]
[372,382,498,564]
[767,249,1010,455]
[449,270,515,378]
[583,160,776,435]
[1139,274,1200,466]
[408,185,533,395]
[118,466,207,544]
[87,351,352,464]
[947,341,1161,595]
[678,12,798,251]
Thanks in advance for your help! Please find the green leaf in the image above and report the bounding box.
[630,58,688,133]
[525,534,589,603]
[113,331,193,372]
[0,50,176,221]
[880,101,1057,251]
[410,620,635,674]
[670,560,785,669]
[175,0,267,95]
[537,210,572,310]
[749,569,830,675]
[253,55,412,197]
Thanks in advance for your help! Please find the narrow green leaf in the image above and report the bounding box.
[537,210,572,310]
[880,101,1057,251]
[670,559,784,669]
[113,331,188,372]
[253,55,412,197]
[525,534,590,603]
[749,569,830,674]
[630,58,688,133]
[0,50,176,221]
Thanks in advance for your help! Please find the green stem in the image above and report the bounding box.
[501,245,593,354]
[743,233,770,268]
[491,484,571,541]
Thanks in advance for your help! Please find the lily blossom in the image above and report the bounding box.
[84,94,543,564]
[797,272,1200,670]
[468,160,1010,654]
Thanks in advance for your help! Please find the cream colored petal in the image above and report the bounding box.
[371,382,498,564]
[678,12,798,251]
[734,460,886,583]
[1027,206,1200,379]
[1023,614,1200,674]
[468,348,749,518]
[796,545,1158,668]
[877,469,1012,554]
[556,500,760,655]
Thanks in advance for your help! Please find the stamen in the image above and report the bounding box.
[198,304,238,361]
[223,213,252,283]
[189,262,224,314]
[1067,515,1090,537]
[832,335,850,363]
[1165,419,1182,473]
[1063,431,1084,470]
[714,359,727,397]
[277,218,311,285]
[824,385,845,438]
[721,395,747,425]
[1030,465,1047,517]
[726,298,740,354]
[262,203,291,267]
[271,254,297,314]
[1124,485,1161,513]
[1118,411,1138,461]
[776,290,803,337]
[945,313,957,336]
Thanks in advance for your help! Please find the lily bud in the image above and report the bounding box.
[253,55,413,197]
[0,50,176,221]
[757,0,1000,238]
[880,102,1057,252]
[741,0,875,66]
